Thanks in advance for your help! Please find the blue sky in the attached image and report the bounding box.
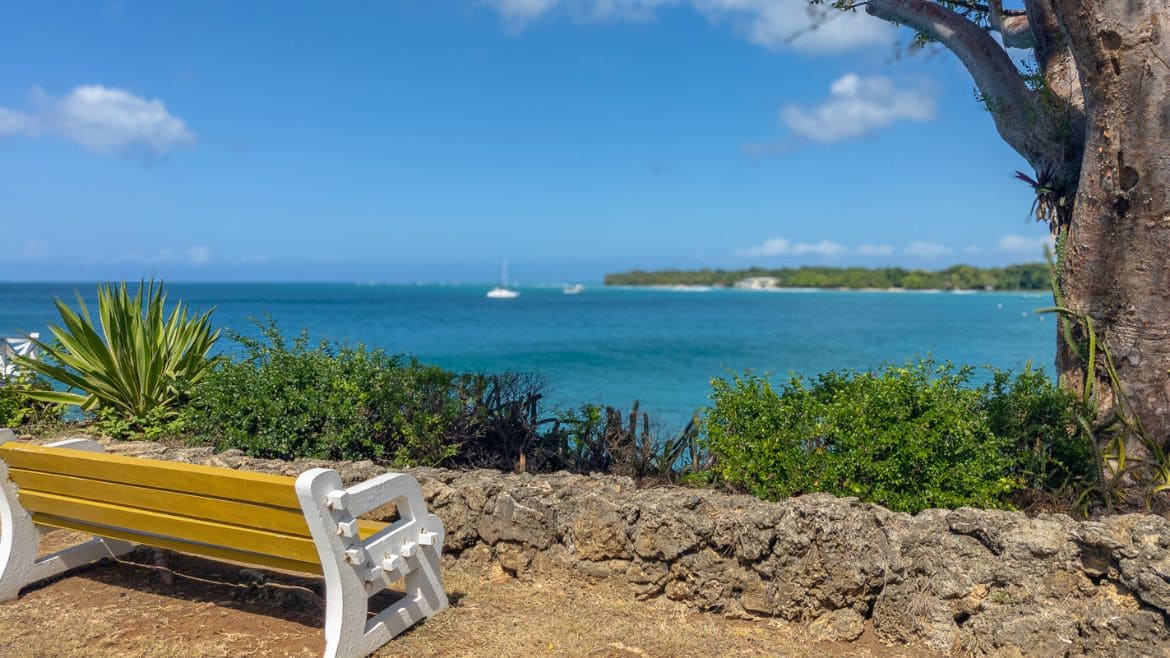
[0,1,1050,283]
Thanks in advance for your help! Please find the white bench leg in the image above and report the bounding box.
[0,438,135,601]
[298,469,371,658]
[0,458,41,602]
[296,468,448,658]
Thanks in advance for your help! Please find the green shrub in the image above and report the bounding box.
[17,281,219,437]
[981,365,1094,492]
[182,322,706,479]
[0,375,62,429]
[184,322,501,464]
[705,361,1020,513]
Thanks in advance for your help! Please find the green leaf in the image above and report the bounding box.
[13,280,218,432]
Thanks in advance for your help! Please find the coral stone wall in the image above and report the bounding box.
[47,440,1170,655]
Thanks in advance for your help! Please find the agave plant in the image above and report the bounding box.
[16,281,220,420]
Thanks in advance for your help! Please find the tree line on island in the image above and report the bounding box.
[604,263,1051,291]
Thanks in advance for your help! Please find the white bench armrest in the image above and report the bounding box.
[296,468,448,658]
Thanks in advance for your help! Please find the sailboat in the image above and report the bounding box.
[486,260,520,299]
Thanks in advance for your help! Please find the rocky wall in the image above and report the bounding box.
[49,440,1170,656]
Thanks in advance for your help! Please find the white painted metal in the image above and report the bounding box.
[0,438,134,601]
[295,468,448,658]
[42,438,105,452]
[0,334,40,380]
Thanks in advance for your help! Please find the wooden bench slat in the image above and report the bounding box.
[9,469,313,538]
[0,443,299,508]
[33,513,327,575]
[19,489,323,565]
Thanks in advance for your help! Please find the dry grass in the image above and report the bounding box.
[0,530,939,657]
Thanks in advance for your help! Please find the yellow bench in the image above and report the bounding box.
[0,436,448,658]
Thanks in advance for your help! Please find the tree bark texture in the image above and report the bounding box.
[865,0,1170,450]
[1051,0,1170,444]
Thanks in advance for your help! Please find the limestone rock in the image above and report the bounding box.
[563,495,631,561]
[808,608,865,642]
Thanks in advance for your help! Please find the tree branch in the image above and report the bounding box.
[1024,0,1085,140]
[1023,0,1058,60]
[838,0,1026,16]
[944,0,1025,16]
[989,0,1036,48]
[865,0,1056,168]
[1044,0,1096,65]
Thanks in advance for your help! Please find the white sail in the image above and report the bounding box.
[486,260,520,299]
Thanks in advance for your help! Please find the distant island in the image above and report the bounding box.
[604,263,1051,291]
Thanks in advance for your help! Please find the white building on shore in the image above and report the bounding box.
[734,276,780,290]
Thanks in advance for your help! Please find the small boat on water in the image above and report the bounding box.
[563,284,585,295]
[486,287,519,299]
[486,260,520,299]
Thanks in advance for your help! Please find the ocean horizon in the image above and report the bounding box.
[1,282,1057,428]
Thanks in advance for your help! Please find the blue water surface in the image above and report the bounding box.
[0,283,1056,427]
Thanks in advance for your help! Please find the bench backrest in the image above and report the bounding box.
[0,334,38,380]
[0,442,385,574]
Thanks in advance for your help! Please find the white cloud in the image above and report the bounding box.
[855,243,894,256]
[735,237,846,258]
[998,233,1053,254]
[694,0,894,54]
[114,246,212,266]
[781,74,936,143]
[0,109,27,135]
[903,241,953,257]
[791,239,846,255]
[483,0,896,54]
[736,237,790,257]
[0,85,195,157]
[736,238,968,260]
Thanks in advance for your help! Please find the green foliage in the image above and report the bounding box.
[603,263,1051,291]
[95,405,186,442]
[982,366,1094,492]
[0,375,62,429]
[1039,300,1170,512]
[705,361,1056,514]
[544,403,610,471]
[16,281,219,437]
[183,321,706,481]
[182,321,478,464]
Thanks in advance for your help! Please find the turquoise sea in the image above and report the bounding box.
[0,283,1056,428]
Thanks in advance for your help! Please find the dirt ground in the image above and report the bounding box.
[0,530,940,657]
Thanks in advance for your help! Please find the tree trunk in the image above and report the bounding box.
[1053,1,1170,447]
[862,0,1170,457]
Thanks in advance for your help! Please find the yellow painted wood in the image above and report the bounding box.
[20,489,322,564]
[33,513,325,575]
[356,519,389,537]
[33,515,391,576]
[1,442,396,574]
[0,443,299,508]
[9,469,312,537]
